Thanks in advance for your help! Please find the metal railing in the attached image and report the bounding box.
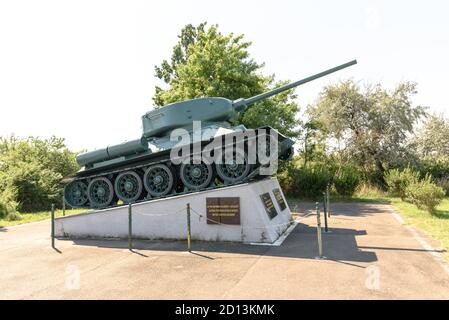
[52,190,332,258]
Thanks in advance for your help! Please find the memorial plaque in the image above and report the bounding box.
[272,188,287,211]
[206,197,240,225]
[260,192,278,219]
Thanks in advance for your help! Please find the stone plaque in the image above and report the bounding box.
[260,192,278,219]
[272,188,287,211]
[206,197,240,225]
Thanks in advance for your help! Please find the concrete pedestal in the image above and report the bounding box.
[55,177,293,244]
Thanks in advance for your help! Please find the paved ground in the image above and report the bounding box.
[1,202,449,299]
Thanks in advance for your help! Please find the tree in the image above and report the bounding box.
[307,80,426,176]
[411,113,449,158]
[0,136,79,212]
[300,120,327,167]
[153,23,300,137]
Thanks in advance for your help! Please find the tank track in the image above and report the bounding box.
[64,151,274,210]
[65,165,265,212]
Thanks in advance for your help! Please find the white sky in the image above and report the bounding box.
[0,0,448,151]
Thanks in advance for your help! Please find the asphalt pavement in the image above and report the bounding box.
[1,202,448,299]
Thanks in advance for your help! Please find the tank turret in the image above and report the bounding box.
[141,60,357,138]
[65,60,357,209]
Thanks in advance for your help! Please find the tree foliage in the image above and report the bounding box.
[0,136,79,212]
[153,22,300,137]
[411,113,449,158]
[299,120,328,167]
[307,80,427,175]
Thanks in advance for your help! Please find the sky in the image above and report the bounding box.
[0,0,448,151]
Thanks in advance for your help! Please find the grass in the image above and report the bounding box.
[388,197,449,261]
[0,208,87,228]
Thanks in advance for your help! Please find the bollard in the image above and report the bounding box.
[62,195,66,216]
[186,203,191,252]
[51,204,55,248]
[323,192,329,233]
[128,203,132,251]
[315,202,324,259]
[326,184,331,218]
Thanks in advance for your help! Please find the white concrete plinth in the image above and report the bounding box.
[55,178,293,244]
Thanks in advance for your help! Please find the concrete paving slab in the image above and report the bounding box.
[1,202,448,299]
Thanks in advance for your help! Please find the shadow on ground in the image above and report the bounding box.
[289,201,392,218]
[63,223,377,267]
[433,209,449,220]
[53,199,447,270]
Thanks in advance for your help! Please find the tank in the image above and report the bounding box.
[63,60,357,209]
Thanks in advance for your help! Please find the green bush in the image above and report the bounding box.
[384,167,420,200]
[0,202,7,219]
[363,169,388,191]
[435,177,449,196]
[6,210,22,221]
[289,166,332,198]
[0,136,79,212]
[277,163,296,196]
[0,199,20,221]
[418,157,449,196]
[333,166,361,196]
[421,157,449,180]
[405,176,445,213]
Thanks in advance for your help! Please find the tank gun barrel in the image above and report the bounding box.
[232,59,357,110]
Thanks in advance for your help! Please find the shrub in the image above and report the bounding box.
[360,169,389,191]
[290,166,332,198]
[421,157,449,180]
[384,167,420,200]
[435,177,449,196]
[6,209,22,221]
[1,163,62,212]
[0,199,20,221]
[334,166,361,196]
[0,136,79,212]
[405,175,445,213]
[0,202,7,219]
[277,162,296,196]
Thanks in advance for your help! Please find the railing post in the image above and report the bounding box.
[62,195,66,216]
[327,184,331,218]
[315,202,324,259]
[51,203,55,248]
[323,192,329,233]
[128,203,132,251]
[187,203,191,252]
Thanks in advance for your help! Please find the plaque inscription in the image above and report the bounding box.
[206,197,240,225]
[260,192,278,219]
[272,188,287,211]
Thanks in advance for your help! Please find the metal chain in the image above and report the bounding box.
[139,206,186,217]
[130,204,296,231]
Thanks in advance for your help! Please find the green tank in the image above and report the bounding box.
[63,60,357,209]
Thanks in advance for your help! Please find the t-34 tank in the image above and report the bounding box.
[63,60,357,209]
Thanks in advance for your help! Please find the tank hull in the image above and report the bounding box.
[63,126,294,209]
